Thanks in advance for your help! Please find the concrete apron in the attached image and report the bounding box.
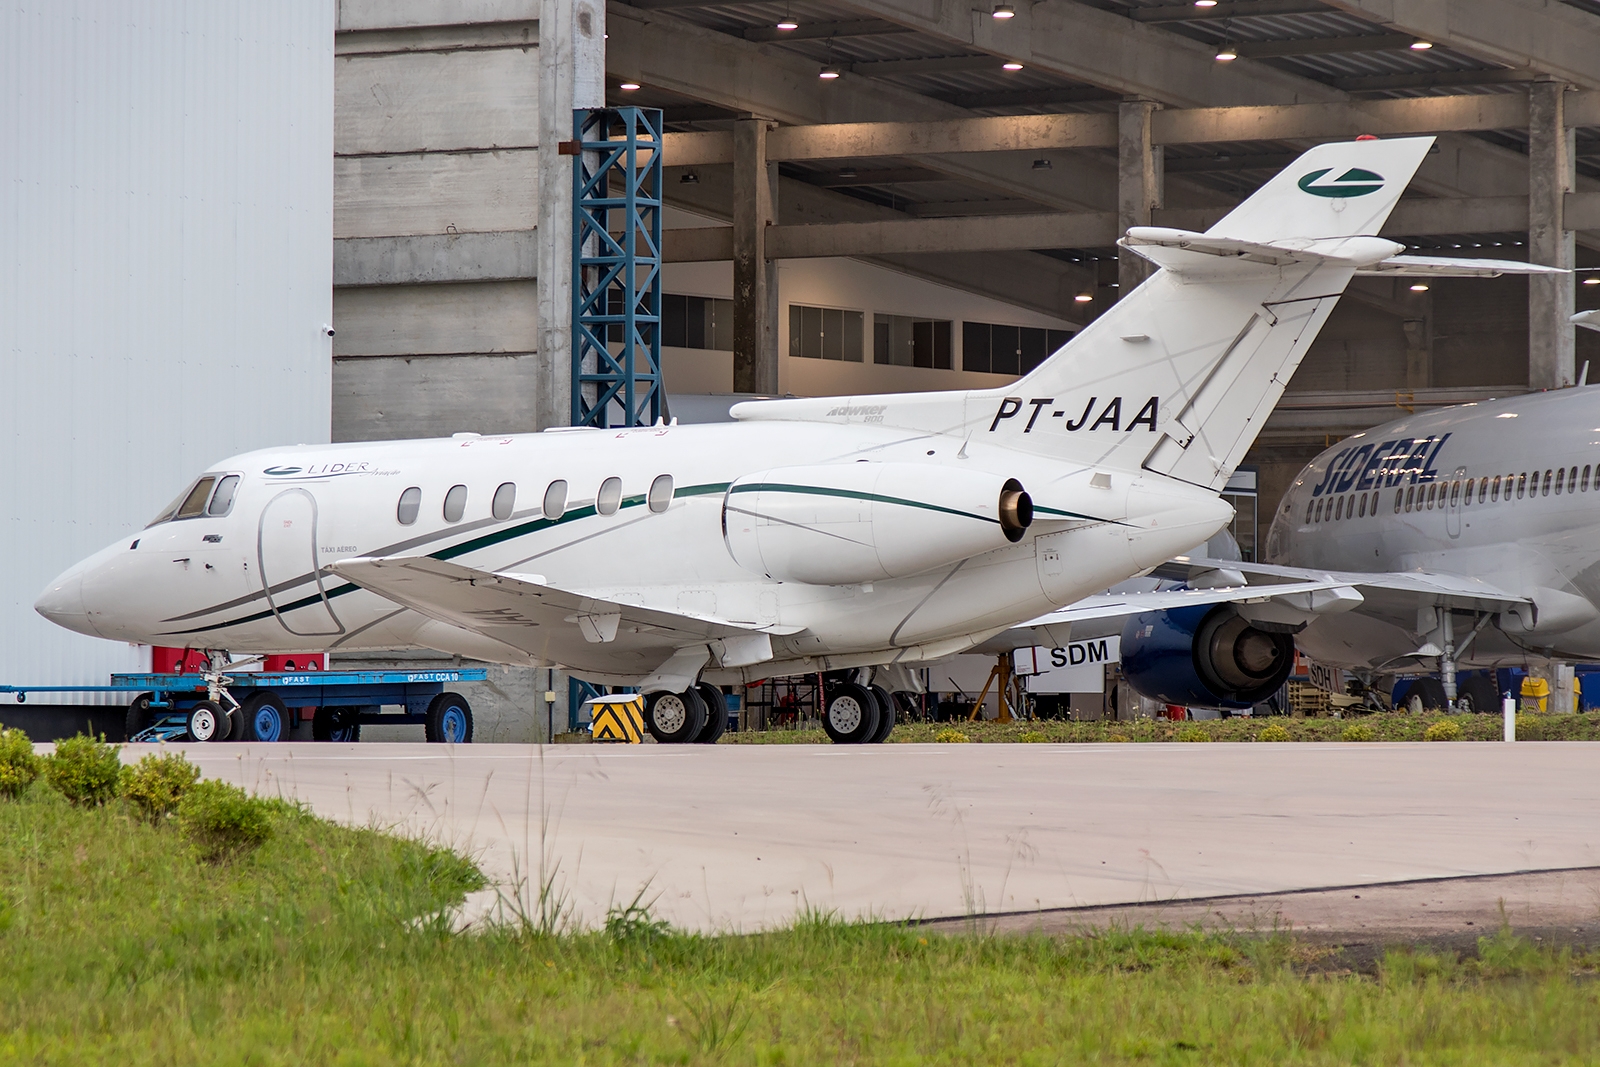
[166,742,1600,934]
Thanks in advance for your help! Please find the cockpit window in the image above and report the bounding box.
[207,475,240,516]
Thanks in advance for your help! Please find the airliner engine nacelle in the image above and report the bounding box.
[722,462,1032,586]
[1120,604,1294,710]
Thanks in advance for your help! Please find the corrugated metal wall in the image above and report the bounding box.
[1,0,334,695]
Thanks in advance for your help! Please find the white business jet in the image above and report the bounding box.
[40,136,1481,742]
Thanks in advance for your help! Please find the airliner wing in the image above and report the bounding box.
[329,556,768,662]
[1152,557,1531,618]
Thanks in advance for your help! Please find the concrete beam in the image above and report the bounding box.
[1323,0,1600,89]
[1117,100,1159,296]
[1529,80,1576,390]
[334,231,538,286]
[1130,0,1329,21]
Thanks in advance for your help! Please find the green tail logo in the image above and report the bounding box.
[1297,167,1384,198]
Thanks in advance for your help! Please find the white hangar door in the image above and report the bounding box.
[257,489,343,637]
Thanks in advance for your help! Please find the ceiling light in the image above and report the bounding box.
[1409,39,1433,50]
[1074,292,1093,303]
[1583,276,1600,286]
[1409,283,1430,292]
[619,82,641,91]
[819,65,842,79]
[838,168,858,179]
[776,16,799,30]
[1214,43,1238,61]
[1032,158,1052,170]
[992,3,1016,18]
[1193,0,1218,6]
[679,172,699,185]
[1002,61,1024,70]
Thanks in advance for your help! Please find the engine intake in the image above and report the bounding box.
[1120,604,1294,709]
[723,463,1030,586]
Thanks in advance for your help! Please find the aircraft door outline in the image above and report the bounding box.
[257,488,345,636]
[1445,472,1464,539]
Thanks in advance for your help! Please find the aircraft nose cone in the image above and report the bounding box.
[35,569,98,637]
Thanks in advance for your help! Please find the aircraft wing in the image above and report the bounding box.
[328,555,774,666]
[1152,557,1532,619]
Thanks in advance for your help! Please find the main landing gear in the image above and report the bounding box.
[822,680,896,745]
[643,685,728,744]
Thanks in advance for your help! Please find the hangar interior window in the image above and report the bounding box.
[596,476,623,516]
[962,323,1071,375]
[874,313,951,369]
[443,485,468,523]
[492,482,517,521]
[647,474,674,514]
[397,487,421,525]
[542,480,567,520]
[207,475,240,516]
[790,305,864,362]
[662,294,735,351]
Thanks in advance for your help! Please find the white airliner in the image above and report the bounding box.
[35,136,1546,742]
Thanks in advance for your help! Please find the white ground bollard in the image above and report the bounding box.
[1503,693,1516,743]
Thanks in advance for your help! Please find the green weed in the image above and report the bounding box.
[0,727,41,800]
[121,750,201,822]
[43,733,122,806]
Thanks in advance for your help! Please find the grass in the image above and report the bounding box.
[4,782,1600,1063]
[723,710,1600,744]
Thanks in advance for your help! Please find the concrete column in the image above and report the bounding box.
[1528,79,1576,390]
[535,0,606,429]
[733,118,780,395]
[1117,99,1160,300]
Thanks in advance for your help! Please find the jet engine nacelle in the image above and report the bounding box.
[1120,604,1294,710]
[722,462,1031,586]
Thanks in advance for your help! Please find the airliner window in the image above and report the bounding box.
[1542,469,1553,496]
[175,476,217,520]
[1313,499,1323,522]
[542,480,567,520]
[1404,486,1414,512]
[1555,469,1565,495]
[1490,476,1500,502]
[1517,473,1527,499]
[647,474,674,514]
[1393,490,1402,513]
[207,475,240,516]
[443,484,468,523]
[492,482,517,521]
[1334,498,1343,521]
[1358,495,1367,518]
[1464,479,1474,504]
[1450,481,1461,506]
[1304,500,1313,524]
[1477,479,1487,503]
[397,487,421,525]
[596,477,623,516]
[1585,466,1593,492]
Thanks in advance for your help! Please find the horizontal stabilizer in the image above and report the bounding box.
[1122,227,1405,272]
[1355,255,1567,278]
[1574,309,1600,333]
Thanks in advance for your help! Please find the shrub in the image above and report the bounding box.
[1341,723,1375,742]
[934,728,970,743]
[1019,731,1048,743]
[1258,723,1291,743]
[122,751,201,822]
[0,727,42,800]
[44,734,123,807]
[178,779,274,862]
[1424,719,1463,742]
[1176,725,1211,742]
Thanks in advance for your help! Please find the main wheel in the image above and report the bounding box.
[867,684,896,743]
[186,700,227,743]
[644,689,706,744]
[821,683,880,744]
[1404,677,1449,713]
[312,706,361,742]
[425,692,474,743]
[239,692,289,742]
[1456,675,1500,714]
[692,683,728,744]
[125,693,155,740]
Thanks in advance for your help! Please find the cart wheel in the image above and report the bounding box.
[821,684,880,745]
[867,684,896,744]
[692,683,728,744]
[312,706,361,742]
[239,692,289,742]
[125,693,155,740]
[425,692,473,744]
[644,689,706,744]
[186,700,227,743]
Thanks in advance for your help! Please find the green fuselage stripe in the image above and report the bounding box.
[728,482,997,525]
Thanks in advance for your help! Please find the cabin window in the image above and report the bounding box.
[1517,473,1527,499]
[1313,499,1323,522]
[1450,481,1461,506]
[1305,500,1314,524]
[492,482,517,521]
[1464,478,1474,505]
[1405,486,1415,512]
[1334,497,1344,520]
[443,484,468,523]
[207,475,240,516]
[1555,468,1566,495]
[596,477,623,516]
[1490,476,1501,501]
[542,480,567,520]
[647,474,674,514]
[1478,478,1487,503]
[1358,494,1367,518]
[397,487,421,525]
[1393,490,1403,513]
[1541,469,1552,496]
[1585,466,1593,492]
